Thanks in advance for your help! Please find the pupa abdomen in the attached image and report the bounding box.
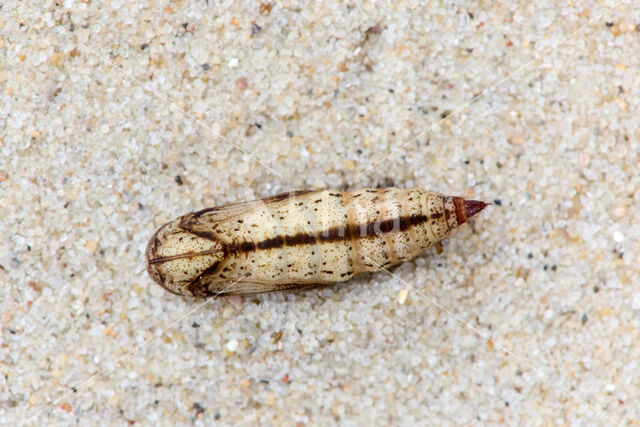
[146,188,486,297]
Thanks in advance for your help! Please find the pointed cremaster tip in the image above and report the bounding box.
[464,199,487,219]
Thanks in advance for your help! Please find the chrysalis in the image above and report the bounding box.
[146,188,486,297]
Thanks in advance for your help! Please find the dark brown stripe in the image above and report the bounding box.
[240,241,256,251]
[191,206,223,218]
[257,235,284,250]
[285,233,317,245]
[230,214,429,253]
[189,260,222,297]
[319,227,350,241]
[178,228,219,242]
[148,249,223,264]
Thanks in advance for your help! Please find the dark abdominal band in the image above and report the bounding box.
[230,214,433,253]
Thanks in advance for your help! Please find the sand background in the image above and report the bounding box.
[1,0,639,425]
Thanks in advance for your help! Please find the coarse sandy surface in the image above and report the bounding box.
[1,0,639,425]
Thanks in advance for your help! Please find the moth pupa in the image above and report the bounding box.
[146,188,487,297]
